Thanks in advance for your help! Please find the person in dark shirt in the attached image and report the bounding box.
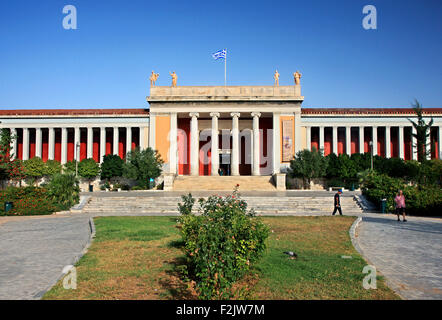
[332,189,343,216]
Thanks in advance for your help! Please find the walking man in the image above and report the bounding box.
[332,189,343,216]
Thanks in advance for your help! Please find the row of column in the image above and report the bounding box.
[9,126,147,164]
[306,125,442,160]
[169,112,265,176]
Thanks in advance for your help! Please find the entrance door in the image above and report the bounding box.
[219,153,231,176]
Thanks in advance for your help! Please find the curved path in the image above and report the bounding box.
[0,215,91,300]
[357,214,442,299]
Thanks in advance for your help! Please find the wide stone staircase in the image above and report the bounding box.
[172,176,276,191]
[80,194,364,216]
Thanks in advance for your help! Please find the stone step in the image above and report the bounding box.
[81,195,362,215]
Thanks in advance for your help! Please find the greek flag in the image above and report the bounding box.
[212,49,226,60]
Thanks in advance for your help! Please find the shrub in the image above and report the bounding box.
[46,173,80,210]
[178,188,270,299]
[289,147,328,189]
[101,154,124,180]
[45,160,62,176]
[78,158,100,185]
[0,186,57,216]
[326,153,358,183]
[123,147,163,189]
[361,171,442,216]
[23,157,46,185]
[63,160,78,174]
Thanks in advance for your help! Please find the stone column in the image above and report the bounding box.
[210,112,220,176]
[48,128,55,160]
[126,127,132,157]
[61,127,68,164]
[346,126,351,156]
[10,128,17,160]
[87,127,93,159]
[113,127,119,156]
[252,112,261,176]
[100,127,106,163]
[439,126,442,160]
[372,126,378,156]
[169,113,178,174]
[272,113,281,174]
[332,126,338,155]
[74,127,80,162]
[411,126,417,160]
[272,112,281,174]
[319,126,325,152]
[140,127,147,150]
[398,126,404,159]
[306,126,311,151]
[190,112,200,176]
[22,128,29,160]
[385,126,391,158]
[35,128,42,158]
[231,112,240,176]
[359,127,365,154]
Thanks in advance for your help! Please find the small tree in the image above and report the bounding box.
[8,159,25,187]
[45,160,62,177]
[408,100,433,162]
[23,157,46,185]
[100,154,124,181]
[289,147,328,189]
[63,160,77,174]
[78,158,100,186]
[0,129,14,182]
[123,147,163,189]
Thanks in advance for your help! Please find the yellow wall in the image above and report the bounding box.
[280,116,295,163]
[300,126,307,150]
[155,115,171,163]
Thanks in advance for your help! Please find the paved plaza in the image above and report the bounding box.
[0,215,91,300]
[357,214,442,299]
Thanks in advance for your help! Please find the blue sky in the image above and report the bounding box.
[0,0,441,109]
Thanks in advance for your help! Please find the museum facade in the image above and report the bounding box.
[1,83,441,180]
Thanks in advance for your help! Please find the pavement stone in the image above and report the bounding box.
[0,215,91,300]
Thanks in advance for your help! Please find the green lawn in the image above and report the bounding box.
[43,216,399,300]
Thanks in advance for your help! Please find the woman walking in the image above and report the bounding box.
[394,190,407,222]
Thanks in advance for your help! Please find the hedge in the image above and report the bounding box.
[0,187,58,216]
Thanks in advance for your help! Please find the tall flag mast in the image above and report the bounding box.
[212,49,227,86]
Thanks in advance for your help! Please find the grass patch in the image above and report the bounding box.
[43,216,399,300]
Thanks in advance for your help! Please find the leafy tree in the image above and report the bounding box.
[326,153,358,182]
[408,100,433,162]
[123,147,163,189]
[0,129,14,181]
[63,160,77,174]
[44,160,62,177]
[78,158,100,186]
[7,159,25,186]
[350,152,371,172]
[23,157,46,185]
[46,173,80,210]
[289,147,328,189]
[100,154,124,181]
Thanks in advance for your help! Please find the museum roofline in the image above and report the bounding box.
[301,107,442,115]
[0,107,441,117]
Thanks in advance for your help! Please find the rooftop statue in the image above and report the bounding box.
[274,70,280,86]
[170,71,178,87]
[149,71,159,87]
[293,71,302,85]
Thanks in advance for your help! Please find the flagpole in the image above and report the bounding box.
[224,48,227,87]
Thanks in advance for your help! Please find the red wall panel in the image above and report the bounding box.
[54,129,61,162]
[93,129,100,162]
[178,118,190,175]
[80,129,87,160]
[324,127,332,156]
[29,129,36,159]
[42,129,49,162]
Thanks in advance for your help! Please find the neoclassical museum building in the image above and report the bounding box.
[1,81,441,187]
